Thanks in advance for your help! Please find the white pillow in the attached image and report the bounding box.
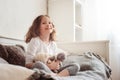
[56,48,68,54]
[0,64,34,80]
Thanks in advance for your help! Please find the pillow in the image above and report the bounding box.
[0,44,25,66]
[0,64,34,80]
[0,44,8,60]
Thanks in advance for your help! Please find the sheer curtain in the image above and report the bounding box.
[96,0,120,80]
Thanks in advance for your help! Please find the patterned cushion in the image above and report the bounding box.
[0,44,25,66]
[0,44,8,60]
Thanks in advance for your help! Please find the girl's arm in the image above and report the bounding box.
[25,38,39,68]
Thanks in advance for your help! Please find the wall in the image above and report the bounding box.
[0,0,47,40]
[82,0,98,41]
[48,0,74,42]
[79,0,120,79]
[96,0,120,80]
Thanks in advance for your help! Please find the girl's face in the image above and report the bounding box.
[40,16,54,35]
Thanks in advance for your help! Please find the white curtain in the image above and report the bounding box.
[96,0,120,80]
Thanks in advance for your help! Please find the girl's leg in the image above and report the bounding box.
[57,69,69,76]
[58,63,80,76]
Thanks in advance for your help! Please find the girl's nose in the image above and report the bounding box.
[47,24,51,28]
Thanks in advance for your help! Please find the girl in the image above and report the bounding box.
[25,15,80,76]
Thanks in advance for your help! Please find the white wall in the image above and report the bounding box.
[80,0,120,79]
[48,0,74,42]
[96,0,120,80]
[82,0,98,41]
[0,0,47,40]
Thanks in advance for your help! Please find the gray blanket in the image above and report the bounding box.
[28,52,111,80]
[52,52,111,80]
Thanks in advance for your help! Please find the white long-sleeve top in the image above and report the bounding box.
[25,37,57,64]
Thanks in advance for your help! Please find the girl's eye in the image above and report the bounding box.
[42,22,52,24]
[42,22,46,24]
[49,22,52,24]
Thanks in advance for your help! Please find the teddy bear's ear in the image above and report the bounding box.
[57,53,66,61]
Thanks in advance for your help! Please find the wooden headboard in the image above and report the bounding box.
[0,36,109,63]
[0,36,27,49]
[57,40,109,64]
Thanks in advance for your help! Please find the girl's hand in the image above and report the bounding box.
[25,63,34,69]
[46,60,60,71]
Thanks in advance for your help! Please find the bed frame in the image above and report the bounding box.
[0,36,109,64]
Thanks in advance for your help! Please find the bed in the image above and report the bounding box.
[0,36,111,80]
